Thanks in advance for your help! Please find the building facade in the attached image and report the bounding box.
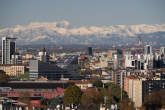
[29,60,82,80]
[124,76,165,108]
[0,64,26,76]
[2,37,16,64]
[87,47,93,56]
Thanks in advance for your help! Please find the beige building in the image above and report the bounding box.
[128,78,143,108]
[125,75,165,108]
[69,80,93,90]
[0,64,26,76]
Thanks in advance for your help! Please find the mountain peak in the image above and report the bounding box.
[0,21,165,45]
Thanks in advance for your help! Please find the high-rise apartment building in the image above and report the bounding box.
[124,76,165,108]
[2,37,16,64]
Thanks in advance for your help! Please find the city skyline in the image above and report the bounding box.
[0,0,165,110]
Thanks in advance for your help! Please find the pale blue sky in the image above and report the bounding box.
[0,0,165,29]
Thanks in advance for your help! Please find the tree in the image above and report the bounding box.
[40,96,64,109]
[107,83,128,102]
[92,80,103,88]
[64,85,82,108]
[101,83,128,108]
[142,90,165,110]
[100,88,114,108]
[40,98,51,109]
[19,72,29,80]
[18,91,31,109]
[0,73,9,83]
[81,88,103,110]
[104,67,113,71]
[49,96,63,109]
[118,98,135,110]
[40,98,50,106]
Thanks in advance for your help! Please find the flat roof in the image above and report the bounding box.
[9,80,70,83]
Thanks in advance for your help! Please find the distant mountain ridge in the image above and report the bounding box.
[0,21,165,45]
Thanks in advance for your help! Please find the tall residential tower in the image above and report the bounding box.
[2,37,16,64]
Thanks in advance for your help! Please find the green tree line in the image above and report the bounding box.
[64,81,135,110]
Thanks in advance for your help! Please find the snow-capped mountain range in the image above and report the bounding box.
[0,21,165,45]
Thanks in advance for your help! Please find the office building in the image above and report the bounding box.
[87,47,93,56]
[37,48,49,62]
[11,54,22,64]
[29,60,82,80]
[30,60,66,80]
[144,45,152,55]
[2,37,16,64]
[56,55,79,74]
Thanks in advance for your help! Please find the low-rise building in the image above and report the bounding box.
[0,81,74,98]
[0,64,26,76]
[29,60,82,80]
[74,80,93,90]
[56,55,79,74]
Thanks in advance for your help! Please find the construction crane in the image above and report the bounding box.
[131,42,135,57]
[122,36,143,68]
[129,36,143,56]
[123,47,125,67]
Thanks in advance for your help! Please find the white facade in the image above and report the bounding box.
[144,45,152,55]
[160,47,165,54]
[124,45,155,70]
[11,54,22,64]
[125,53,146,70]
[2,37,16,64]
[37,48,49,62]
[125,53,135,68]
[76,83,93,89]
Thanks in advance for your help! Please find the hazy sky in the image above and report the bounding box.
[0,0,165,29]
